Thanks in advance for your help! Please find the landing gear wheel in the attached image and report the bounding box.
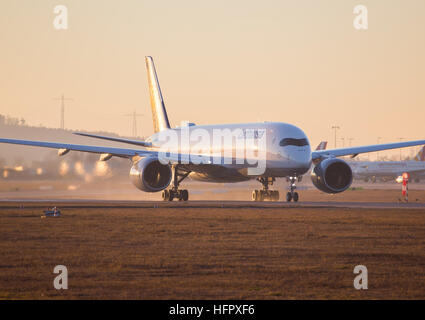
[258,191,264,202]
[286,192,292,202]
[252,189,279,201]
[181,189,189,201]
[162,190,170,201]
[169,192,174,201]
[252,190,264,201]
[253,177,279,201]
[163,166,191,201]
[286,176,301,203]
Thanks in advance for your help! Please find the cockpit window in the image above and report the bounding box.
[279,138,309,147]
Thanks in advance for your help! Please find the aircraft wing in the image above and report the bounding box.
[0,138,149,159]
[73,132,153,148]
[0,138,257,168]
[312,140,425,161]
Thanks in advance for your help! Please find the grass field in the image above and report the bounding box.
[1,200,425,299]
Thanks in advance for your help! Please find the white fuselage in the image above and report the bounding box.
[349,160,425,180]
[145,122,312,182]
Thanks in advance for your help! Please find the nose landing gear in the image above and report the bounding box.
[286,176,299,202]
[252,177,280,201]
[162,166,191,201]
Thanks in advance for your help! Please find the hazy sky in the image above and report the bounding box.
[0,0,424,151]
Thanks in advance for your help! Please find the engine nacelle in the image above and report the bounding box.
[130,157,172,192]
[311,158,353,194]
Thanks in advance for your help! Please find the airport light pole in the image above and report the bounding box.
[341,137,345,148]
[331,126,340,149]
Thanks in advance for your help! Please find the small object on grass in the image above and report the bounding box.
[42,206,61,218]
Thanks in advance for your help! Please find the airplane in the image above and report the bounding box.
[1,56,425,202]
[349,146,425,183]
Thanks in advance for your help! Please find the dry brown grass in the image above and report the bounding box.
[0,201,425,299]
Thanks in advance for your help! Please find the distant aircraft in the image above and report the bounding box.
[1,57,425,202]
[350,146,425,183]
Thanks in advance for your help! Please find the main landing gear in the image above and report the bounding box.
[162,166,191,201]
[252,177,279,201]
[286,176,299,202]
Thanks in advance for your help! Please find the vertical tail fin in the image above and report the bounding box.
[315,141,328,151]
[414,146,425,161]
[145,56,171,133]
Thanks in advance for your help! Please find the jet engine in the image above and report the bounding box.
[130,157,172,192]
[311,158,353,193]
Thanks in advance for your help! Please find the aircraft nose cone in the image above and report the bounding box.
[290,150,312,169]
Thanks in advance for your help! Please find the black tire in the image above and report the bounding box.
[293,192,299,202]
[286,192,292,202]
[169,192,174,201]
[162,190,170,201]
[181,190,189,201]
[259,191,264,201]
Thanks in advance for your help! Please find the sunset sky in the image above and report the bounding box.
[0,0,424,153]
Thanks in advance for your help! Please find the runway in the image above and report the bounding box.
[1,199,425,210]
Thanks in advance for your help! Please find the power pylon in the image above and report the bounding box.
[53,94,73,129]
[124,110,144,137]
